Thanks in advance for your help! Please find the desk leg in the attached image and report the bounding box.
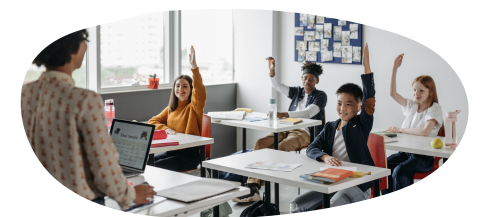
[273,133,279,209]
[274,133,279,150]
[147,154,155,166]
[310,127,315,142]
[243,128,246,153]
[322,193,330,208]
[200,145,206,177]
[212,169,220,217]
[275,183,279,209]
[265,181,271,205]
[373,179,380,198]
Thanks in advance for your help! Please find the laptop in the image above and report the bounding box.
[109,119,155,178]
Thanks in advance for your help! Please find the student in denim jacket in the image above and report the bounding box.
[290,44,375,212]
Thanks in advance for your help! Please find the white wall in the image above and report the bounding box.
[234,10,275,150]
[273,11,468,141]
[233,10,469,150]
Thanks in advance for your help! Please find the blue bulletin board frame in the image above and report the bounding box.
[294,13,363,65]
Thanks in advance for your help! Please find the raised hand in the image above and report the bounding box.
[265,57,276,77]
[363,43,371,74]
[393,54,404,70]
[189,46,197,69]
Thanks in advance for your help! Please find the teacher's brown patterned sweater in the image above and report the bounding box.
[21,71,135,209]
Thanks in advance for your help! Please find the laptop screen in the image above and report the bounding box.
[109,119,155,171]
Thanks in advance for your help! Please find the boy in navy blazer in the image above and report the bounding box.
[290,44,376,212]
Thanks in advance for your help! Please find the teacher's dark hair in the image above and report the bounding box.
[33,29,89,68]
[168,75,193,112]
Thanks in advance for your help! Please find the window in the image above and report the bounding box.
[99,12,169,91]
[24,55,87,88]
[24,10,235,94]
[181,9,233,84]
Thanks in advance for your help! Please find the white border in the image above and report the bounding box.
[5,1,492,217]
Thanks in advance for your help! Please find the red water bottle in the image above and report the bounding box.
[105,99,115,128]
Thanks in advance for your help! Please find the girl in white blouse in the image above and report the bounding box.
[382,54,444,194]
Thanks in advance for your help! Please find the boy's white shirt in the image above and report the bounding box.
[270,76,321,135]
[332,129,350,162]
[401,98,444,137]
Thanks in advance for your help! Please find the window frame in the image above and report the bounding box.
[84,10,234,94]
[95,11,174,94]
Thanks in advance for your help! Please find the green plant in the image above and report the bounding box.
[149,73,157,79]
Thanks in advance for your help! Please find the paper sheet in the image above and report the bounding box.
[246,161,301,172]
[207,111,245,120]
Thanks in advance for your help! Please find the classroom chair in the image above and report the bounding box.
[294,113,326,154]
[413,124,445,180]
[180,114,212,174]
[367,133,388,198]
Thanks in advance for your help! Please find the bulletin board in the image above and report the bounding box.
[294,13,363,65]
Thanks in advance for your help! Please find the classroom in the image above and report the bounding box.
[20,9,468,217]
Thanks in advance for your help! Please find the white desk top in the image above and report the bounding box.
[149,133,214,154]
[106,166,248,217]
[373,130,455,158]
[203,149,390,194]
[211,112,322,133]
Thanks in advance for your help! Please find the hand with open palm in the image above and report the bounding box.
[266,57,276,77]
[189,46,197,69]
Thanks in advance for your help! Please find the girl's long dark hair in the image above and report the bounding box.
[168,75,193,112]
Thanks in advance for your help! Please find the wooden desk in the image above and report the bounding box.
[203,149,390,211]
[105,166,249,217]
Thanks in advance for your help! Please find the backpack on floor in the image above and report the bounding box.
[219,149,253,184]
[240,193,280,217]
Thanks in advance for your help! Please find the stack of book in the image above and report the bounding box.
[299,168,353,184]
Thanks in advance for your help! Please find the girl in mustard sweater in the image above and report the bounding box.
[148,46,207,171]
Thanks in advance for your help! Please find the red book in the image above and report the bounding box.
[151,130,178,147]
[153,130,167,140]
[310,168,353,183]
[151,139,179,147]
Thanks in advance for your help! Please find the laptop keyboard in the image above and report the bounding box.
[123,171,137,176]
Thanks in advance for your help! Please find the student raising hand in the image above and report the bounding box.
[189,45,198,69]
[266,57,276,77]
[362,43,371,74]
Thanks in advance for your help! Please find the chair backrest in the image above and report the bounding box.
[437,123,445,137]
[202,114,212,159]
[367,133,388,190]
